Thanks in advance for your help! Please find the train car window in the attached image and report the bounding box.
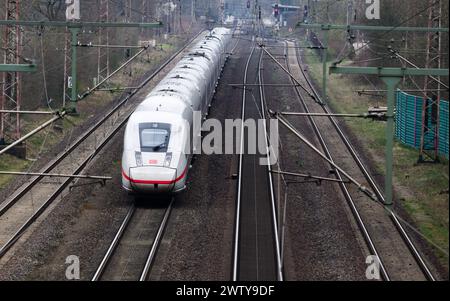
[139,123,171,153]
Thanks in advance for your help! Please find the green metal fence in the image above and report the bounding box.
[395,90,449,159]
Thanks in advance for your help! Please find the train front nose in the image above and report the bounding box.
[129,166,177,193]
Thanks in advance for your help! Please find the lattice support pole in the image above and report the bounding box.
[1,0,22,145]
[419,0,442,163]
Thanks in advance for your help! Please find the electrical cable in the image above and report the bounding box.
[109,0,160,23]
[352,0,443,56]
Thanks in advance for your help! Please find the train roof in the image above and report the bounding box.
[132,27,231,120]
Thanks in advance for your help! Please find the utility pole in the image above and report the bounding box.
[346,0,354,26]
[63,28,71,109]
[128,0,133,21]
[63,0,80,109]
[322,1,330,102]
[309,0,316,24]
[1,0,22,146]
[220,0,225,25]
[329,66,448,207]
[299,22,449,103]
[98,0,110,84]
[167,0,171,34]
[177,0,181,32]
[1,19,162,117]
[419,0,442,163]
[124,0,133,77]
[346,0,356,58]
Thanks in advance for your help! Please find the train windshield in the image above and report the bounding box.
[139,123,171,152]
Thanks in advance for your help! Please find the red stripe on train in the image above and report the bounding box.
[122,165,188,185]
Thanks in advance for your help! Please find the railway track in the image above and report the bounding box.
[92,198,174,281]
[258,41,284,282]
[282,41,389,281]
[0,31,205,261]
[292,41,436,281]
[273,40,435,280]
[232,25,283,281]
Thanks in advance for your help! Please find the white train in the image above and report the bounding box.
[122,28,232,194]
[224,15,236,26]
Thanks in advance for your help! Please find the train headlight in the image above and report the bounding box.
[164,152,172,167]
[135,151,143,167]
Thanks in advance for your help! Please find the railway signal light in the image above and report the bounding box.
[274,4,279,18]
[247,0,250,9]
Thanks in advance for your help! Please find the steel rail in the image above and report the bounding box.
[283,42,391,281]
[295,42,436,281]
[0,30,204,218]
[258,49,284,281]
[139,197,175,281]
[232,41,256,282]
[91,205,136,281]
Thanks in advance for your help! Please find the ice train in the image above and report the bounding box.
[122,28,232,194]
